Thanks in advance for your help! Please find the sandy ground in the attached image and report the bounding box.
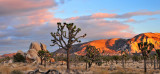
[0,60,160,74]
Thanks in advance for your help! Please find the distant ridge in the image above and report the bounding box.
[54,32,160,55]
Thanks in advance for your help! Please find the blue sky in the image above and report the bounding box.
[54,0,160,34]
[0,0,160,55]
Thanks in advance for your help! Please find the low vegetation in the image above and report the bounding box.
[13,53,25,62]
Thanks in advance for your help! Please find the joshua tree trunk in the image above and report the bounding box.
[122,57,125,68]
[44,58,46,67]
[159,58,160,69]
[61,60,64,65]
[88,62,92,68]
[67,49,70,72]
[157,59,159,68]
[40,58,43,65]
[110,60,113,70]
[144,57,147,73]
[151,59,153,66]
[154,56,156,70]
[86,62,88,70]
[116,60,118,64]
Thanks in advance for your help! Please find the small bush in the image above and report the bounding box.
[11,70,23,74]
[13,53,25,62]
[96,60,103,66]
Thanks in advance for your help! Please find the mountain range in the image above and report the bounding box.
[54,32,160,55]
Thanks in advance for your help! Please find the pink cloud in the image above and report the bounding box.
[64,18,135,40]
[116,10,160,18]
[27,9,54,25]
[67,10,160,20]
[91,13,116,18]
[69,16,80,20]
[125,19,136,22]
[0,0,56,16]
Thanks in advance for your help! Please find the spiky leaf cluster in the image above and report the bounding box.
[138,42,154,58]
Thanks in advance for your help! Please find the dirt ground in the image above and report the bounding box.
[0,60,160,74]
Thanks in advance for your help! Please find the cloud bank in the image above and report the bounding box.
[0,0,159,54]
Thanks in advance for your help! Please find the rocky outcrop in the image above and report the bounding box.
[40,43,47,51]
[26,42,47,64]
[54,38,126,55]
[17,50,24,56]
[54,33,160,55]
[29,42,41,51]
[26,49,40,63]
[127,33,160,53]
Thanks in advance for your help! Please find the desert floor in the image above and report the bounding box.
[0,60,160,74]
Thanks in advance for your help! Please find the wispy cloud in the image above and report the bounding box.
[67,10,160,20]
[124,18,158,23]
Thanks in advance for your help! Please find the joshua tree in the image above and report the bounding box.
[138,42,154,73]
[38,50,45,65]
[121,50,129,68]
[84,45,101,68]
[51,22,86,72]
[112,55,120,64]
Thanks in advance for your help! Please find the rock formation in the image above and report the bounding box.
[40,43,47,51]
[26,42,47,64]
[127,33,160,53]
[29,42,41,51]
[17,50,24,56]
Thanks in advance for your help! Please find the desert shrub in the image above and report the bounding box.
[103,56,111,64]
[0,57,10,63]
[112,55,120,64]
[11,70,23,74]
[132,55,140,62]
[95,60,103,66]
[13,53,25,62]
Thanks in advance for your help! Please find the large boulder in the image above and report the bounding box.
[26,49,41,63]
[40,43,47,51]
[26,42,49,64]
[17,50,24,56]
[29,42,41,51]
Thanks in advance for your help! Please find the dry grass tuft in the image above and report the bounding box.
[0,66,12,74]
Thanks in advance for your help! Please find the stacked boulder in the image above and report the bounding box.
[17,50,25,56]
[26,42,47,64]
